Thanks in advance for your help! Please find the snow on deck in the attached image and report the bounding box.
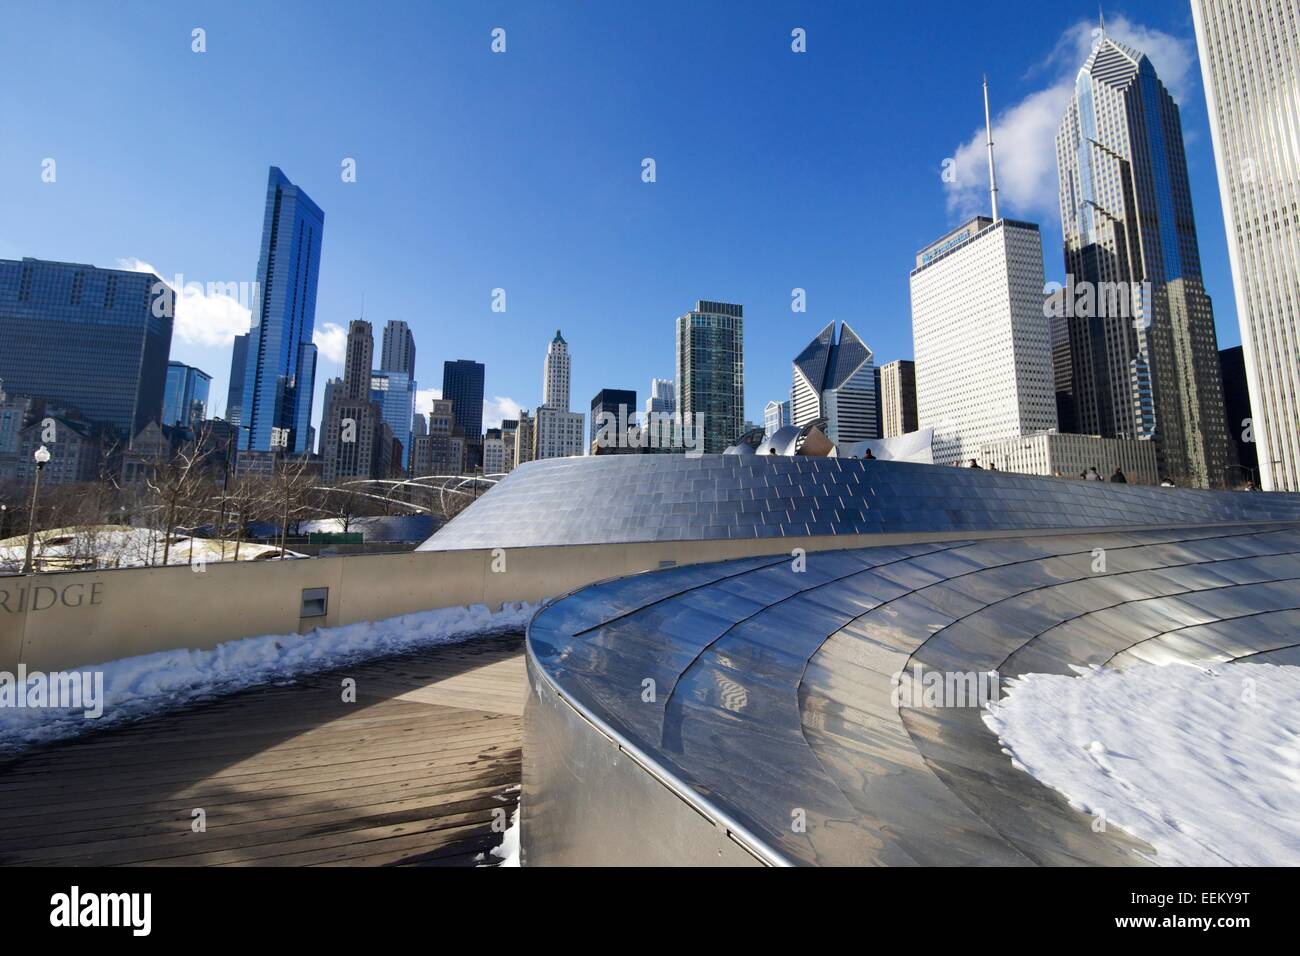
[984,661,1300,866]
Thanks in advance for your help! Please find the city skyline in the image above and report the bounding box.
[0,2,1243,439]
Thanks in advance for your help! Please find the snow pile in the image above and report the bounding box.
[983,661,1300,866]
[0,525,303,571]
[0,601,537,756]
[490,808,521,867]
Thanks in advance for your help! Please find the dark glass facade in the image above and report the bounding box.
[225,332,249,425]
[240,167,324,453]
[589,388,637,448]
[0,257,172,440]
[163,361,212,428]
[441,359,484,440]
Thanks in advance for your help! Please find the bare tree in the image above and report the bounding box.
[144,429,217,565]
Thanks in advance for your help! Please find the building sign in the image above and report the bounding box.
[0,581,104,614]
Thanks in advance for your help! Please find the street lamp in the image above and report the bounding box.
[22,444,52,574]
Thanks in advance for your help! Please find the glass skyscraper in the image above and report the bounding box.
[163,361,212,428]
[442,359,484,440]
[0,257,172,439]
[371,369,416,469]
[239,167,324,453]
[675,300,744,455]
[1056,32,1232,487]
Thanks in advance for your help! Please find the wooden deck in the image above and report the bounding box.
[0,634,526,867]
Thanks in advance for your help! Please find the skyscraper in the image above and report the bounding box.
[1219,345,1259,485]
[441,359,484,441]
[790,321,878,445]
[0,258,172,440]
[371,369,416,472]
[226,332,249,425]
[878,359,918,437]
[590,388,637,454]
[764,399,790,437]
[535,331,583,459]
[1192,0,1300,491]
[163,362,212,429]
[675,300,744,455]
[1056,31,1233,487]
[321,320,388,483]
[239,167,324,454]
[380,320,417,378]
[645,378,677,421]
[543,330,571,410]
[911,217,1057,465]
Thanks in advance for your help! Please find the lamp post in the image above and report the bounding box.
[22,444,51,574]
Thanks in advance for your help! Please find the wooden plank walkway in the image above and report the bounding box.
[0,633,526,867]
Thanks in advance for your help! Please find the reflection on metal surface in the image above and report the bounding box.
[423,455,1300,552]
[524,522,1300,865]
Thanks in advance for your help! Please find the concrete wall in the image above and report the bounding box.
[0,523,1191,673]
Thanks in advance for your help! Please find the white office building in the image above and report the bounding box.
[979,430,1159,485]
[764,399,790,437]
[543,330,572,411]
[910,217,1057,465]
[790,321,878,445]
[534,405,584,459]
[535,330,584,459]
[1193,0,1300,491]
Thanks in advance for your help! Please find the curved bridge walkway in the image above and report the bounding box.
[0,635,525,867]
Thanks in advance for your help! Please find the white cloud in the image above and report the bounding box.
[483,395,522,430]
[117,257,251,348]
[944,15,1198,223]
[312,322,348,364]
[415,387,443,415]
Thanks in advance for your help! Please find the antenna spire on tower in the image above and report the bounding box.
[983,74,1000,222]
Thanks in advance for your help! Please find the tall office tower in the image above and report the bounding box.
[412,412,428,438]
[380,320,417,377]
[321,320,383,484]
[645,377,677,420]
[590,388,638,454]
[1219,345,1260,484]
[1193,0,1300,490]
[441,359,484,440]
[878,360,918,438]
[764,399,790,437]
[1056,32,1232,487]
[226,332,249,425]
[675,300,744,454]
[239,167,324,453]
[790,321,878,445]
[370,369,416,472]
[1045,291,1077,433]
[0,258,172,440]
[872,366,882,439]
[514,409,535,467]
[911,217,1058,465]
[543,330,572,410]
[163,362,212,429]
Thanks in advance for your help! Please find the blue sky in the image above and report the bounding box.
[0,0,1235,436]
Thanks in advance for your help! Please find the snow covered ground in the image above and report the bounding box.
[0,601,536,756]
[984,661,1300,866]
[489,808,521,867]
[0,525,302,572]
